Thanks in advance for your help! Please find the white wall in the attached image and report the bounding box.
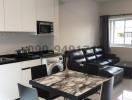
[0,33,53,55]
[99,0,132,61]
[99,0,132,15]
[58,0,100,52]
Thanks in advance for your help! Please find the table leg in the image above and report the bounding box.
[64,97,68,100]
[100,77,114,100]
[65,98,78,100]
[99,84,103,100]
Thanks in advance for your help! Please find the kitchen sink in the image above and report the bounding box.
[0,57,16,64]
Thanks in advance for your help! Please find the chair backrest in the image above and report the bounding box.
[18,83,38,100]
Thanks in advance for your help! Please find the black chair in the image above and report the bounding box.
[18,83,39,100]
[31,65,61,100]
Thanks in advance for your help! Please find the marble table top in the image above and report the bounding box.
[32,70,109,96]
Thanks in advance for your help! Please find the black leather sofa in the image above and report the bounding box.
[66,47,124,86]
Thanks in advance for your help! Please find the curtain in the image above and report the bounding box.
[100,15,110,54]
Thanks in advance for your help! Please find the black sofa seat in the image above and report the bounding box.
[99,66,124,86]
[92,59,112,66]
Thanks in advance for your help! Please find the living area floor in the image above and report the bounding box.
[91,78,132,100]
[39,78,132,100]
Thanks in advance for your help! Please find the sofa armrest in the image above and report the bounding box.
[103,53,116,58]
[103,54,120,64]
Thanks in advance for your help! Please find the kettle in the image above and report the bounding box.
[16,47,25,54]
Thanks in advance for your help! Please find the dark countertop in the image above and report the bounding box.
[0,51,62,65]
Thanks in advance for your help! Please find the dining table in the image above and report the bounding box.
[29,70,113,100]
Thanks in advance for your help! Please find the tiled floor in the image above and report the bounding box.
[40,79,132,100]
[113,79,132,100]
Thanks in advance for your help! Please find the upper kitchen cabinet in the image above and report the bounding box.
[0,0,58,32]
[37,0,54,22]
[21,0,36,32]
[0,0,4,31]
[4,0,21,32]
[0,0,36,32]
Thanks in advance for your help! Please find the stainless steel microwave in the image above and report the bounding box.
[37,21,53,34]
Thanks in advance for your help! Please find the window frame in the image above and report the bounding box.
[109,17,132,47]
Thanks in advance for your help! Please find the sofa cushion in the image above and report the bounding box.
[69,50,87,66]
[95,47,103,53]
[87,56,96,61]
[94,47,104,59]
[92,58,112,66]
[85,49,94,55]
[83,48,97,62]
[72,50,84,59]
[75,58,86,64]
[99,66,124,86]
[99,61,110,65]
[102,66,124,76]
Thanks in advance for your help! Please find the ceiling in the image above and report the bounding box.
[96,0,115,2]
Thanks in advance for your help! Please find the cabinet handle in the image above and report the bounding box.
[22,67,31,70]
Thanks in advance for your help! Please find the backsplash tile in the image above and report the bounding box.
[0,32,54,55]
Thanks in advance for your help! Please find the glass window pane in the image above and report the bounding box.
[125,20,132,32]
[114,21,124,44]
[125,28,132,32]
[125,32,132,44]
[125,20,132,28]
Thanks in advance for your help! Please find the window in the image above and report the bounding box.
[109,16,132,47]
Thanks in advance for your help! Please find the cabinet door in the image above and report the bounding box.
[21,69,32,87]
[21,0,36,32]
[37,0,54,22]
[21,59,41,69]
[21,59,41,87]
[0,0,4,31]
[0,63,21,100]
[4,0,21,31]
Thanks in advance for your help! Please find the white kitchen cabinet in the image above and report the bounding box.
[4,0,21,32]
[37,0,54,22]
[21,0,36,32]
[0,0,4,31]
[21,59,41,68]
[21,59,41,87]
[21,68,32,87]
[0,62,21,100]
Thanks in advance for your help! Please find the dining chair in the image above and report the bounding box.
[18,83,61,100]
[18,83,39,100]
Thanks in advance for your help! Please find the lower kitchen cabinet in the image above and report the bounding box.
[21,59,41,87]
[0,58,46,100]
[0,62,21,100]
[21,68,32,87]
